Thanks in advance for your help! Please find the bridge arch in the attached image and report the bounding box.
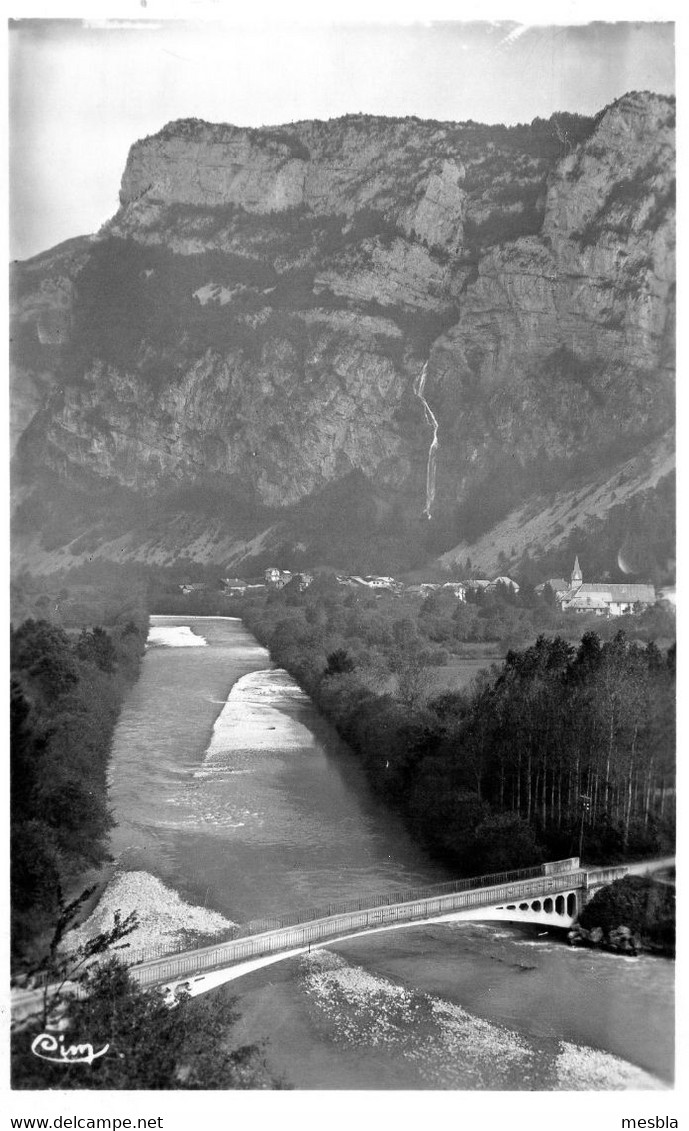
[157,891,587,1000]
[145,887,590,997]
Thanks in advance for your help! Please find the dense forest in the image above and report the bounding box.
[241,576,675,872]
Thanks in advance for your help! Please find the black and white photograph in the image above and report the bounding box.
[7,0,680,1119]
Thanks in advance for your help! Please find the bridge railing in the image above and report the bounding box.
[234,862,552,937]
[128,869,587,988]
[584,864,629,888]
[123,862,550,967]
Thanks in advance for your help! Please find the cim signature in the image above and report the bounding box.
[31,1032,110,1065]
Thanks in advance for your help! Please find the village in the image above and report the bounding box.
[178,556,661,618]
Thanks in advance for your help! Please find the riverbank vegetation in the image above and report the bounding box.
[242,577,675,874]
[10,617,148,965]
[574,874,675,955]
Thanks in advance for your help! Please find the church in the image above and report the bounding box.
[556,557,656,616]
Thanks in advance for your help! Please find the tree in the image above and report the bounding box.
[23,887,139,1029]
[541,583,557,607]
[282,578,305,607]
[324,648,355,676]
[420,590,442,617]
[467,812,542,873]
[12,858,287,1089]
[11,615,146,965]
[12,956,287,1089]
[390,618,431,707]
[10,678,48,824]
[75,626,117,673]
[11,620,79,702]
[11,821,62,956]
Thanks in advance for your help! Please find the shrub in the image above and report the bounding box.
[578,875,675,949]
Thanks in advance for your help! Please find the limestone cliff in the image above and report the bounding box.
[10,94,675,575]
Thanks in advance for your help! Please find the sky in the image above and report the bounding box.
[7,7,677,260]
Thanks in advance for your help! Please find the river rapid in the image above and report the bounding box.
[86,615,673,1090]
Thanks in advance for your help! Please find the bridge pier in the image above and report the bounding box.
[496,886,579,923]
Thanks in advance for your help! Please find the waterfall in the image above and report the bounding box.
[413,361,439,519]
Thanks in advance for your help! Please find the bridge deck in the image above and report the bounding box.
[129,868,593,989]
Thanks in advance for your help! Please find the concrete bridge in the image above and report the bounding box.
[11,856,672,1019]
[122,855,673,998]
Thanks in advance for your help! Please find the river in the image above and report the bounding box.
[88,615,673,1090]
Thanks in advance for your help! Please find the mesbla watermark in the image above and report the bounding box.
[621,1119,678,1128]
[31,1032,110,1066]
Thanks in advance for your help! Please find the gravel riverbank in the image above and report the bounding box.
[64,870,235,957]
[226,942,669,1090]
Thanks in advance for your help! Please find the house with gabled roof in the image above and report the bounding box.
[535,577,568,598]
[488,576,520,593]
[179,582,208,595]
[604,584,658,616]
[364,575,398,591]
[221,577,248,596]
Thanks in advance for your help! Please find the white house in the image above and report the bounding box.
[442,582,467,600]
[364,575,398,590]
[264,568,293,589]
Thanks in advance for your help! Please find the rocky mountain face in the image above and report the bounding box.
[11,92,675,577]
